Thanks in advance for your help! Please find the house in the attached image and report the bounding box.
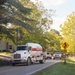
[0,40,16,52]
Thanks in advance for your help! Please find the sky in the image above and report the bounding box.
[31,0,75,31]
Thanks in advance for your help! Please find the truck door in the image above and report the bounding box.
[28,46,32,52]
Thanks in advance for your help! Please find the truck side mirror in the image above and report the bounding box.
[28,47,31,52]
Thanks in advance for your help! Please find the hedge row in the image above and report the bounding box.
[0,59,11,66]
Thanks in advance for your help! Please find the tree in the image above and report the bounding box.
[0,0,56,52]
[34,1,54,32]
[0,0,7,5]
[0,0,34,44]
[60,12,75,54]
[49,29,61,51]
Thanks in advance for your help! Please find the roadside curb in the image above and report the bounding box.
[26,61,61,75]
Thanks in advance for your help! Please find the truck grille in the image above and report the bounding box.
[14,54,21,59]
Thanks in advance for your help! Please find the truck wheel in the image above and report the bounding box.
[26,58,31,66]
[39,60,43,64]
[12,63,15,66]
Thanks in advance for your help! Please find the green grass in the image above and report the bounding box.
[0,52,13,56]
[66,58,75,63]
[31,58,75,75]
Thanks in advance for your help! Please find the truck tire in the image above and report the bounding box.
[39,60,43,64]
[12,63,15,66]
[26,58,31,66]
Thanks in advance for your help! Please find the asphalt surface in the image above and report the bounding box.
[0,59,61,75]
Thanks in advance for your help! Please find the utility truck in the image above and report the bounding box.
[12,43,45,66]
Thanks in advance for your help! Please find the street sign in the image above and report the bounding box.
[64,49,67,53]
[62,42,69,64]
[62,42,69,49]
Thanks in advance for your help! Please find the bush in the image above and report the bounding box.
[0,59,11,66]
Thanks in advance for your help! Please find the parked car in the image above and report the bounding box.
[43,52,52,59]
[52,52,62,59]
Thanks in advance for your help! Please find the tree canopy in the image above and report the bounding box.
[60,12,75,54]
[0,0,61,52]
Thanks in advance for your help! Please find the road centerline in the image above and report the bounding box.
[0,66,25,74]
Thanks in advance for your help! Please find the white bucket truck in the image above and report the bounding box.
[12,43,45,66]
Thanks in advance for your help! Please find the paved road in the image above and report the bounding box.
[0,60,61,75]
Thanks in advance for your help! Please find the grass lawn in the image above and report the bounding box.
[31,58,75,75]
[0,52,13,56]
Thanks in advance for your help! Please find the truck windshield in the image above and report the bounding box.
[54,52,61,54]
[17,46,27,50]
